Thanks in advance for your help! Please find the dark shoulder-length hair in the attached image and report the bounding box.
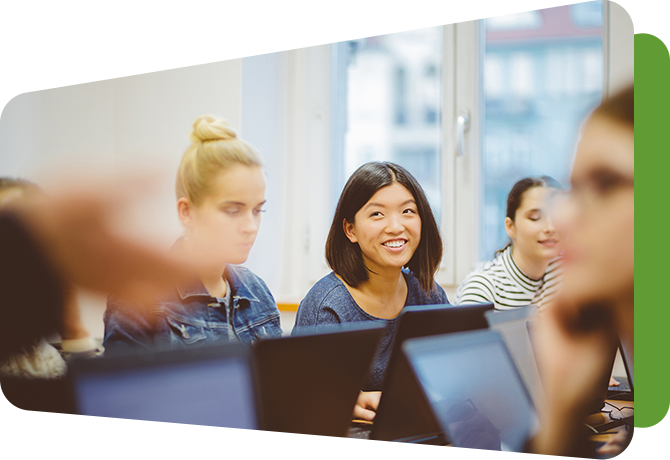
[325,161,442,294]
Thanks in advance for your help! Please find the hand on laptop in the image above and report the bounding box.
[353,391,381,422]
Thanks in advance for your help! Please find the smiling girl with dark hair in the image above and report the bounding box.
[294,161,448,420]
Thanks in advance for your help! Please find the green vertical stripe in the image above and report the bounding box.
[635,33,670,428]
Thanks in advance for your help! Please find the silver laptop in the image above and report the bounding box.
[485,306,545,408]
[403,329,538,452]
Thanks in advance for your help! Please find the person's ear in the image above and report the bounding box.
[343,218,357,243]
[504,216,515,240]
[177,197,194,228]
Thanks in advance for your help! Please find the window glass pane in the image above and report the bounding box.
[331,28,443,222]
[480,1,603,260]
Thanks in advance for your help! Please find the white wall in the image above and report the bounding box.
[0,0,242,238]
[240,52,289,299]
[0,0,114,179]
[110,60,243,248]
[0,59,243,338]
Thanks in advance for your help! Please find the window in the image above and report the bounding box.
[479,2,604,259]
[288,0,628,293]
[330,27,443,222]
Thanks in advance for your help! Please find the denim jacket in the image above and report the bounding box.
[103,246,282,355]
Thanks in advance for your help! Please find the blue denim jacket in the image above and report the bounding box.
[103,245,282,355]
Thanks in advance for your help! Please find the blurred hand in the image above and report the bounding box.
[12,177,197,306]
[531,298,619,455]
[596,427,631,457]
[59,288,90,340]
[353,391,381,422]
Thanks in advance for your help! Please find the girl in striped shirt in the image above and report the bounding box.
[455,176,565,310]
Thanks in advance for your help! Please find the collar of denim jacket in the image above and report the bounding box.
[169,237,260,304]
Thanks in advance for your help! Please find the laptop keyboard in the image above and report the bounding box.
[344,425,372,451]
[608,377,631,392]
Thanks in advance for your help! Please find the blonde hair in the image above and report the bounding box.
[0,178,42,209]
[176,115,264,206]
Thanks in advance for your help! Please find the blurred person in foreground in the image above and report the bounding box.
[529,84,634,457]
[0,175,201,389]
[0,178,100,382]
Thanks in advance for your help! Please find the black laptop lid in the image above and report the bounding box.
[69,342,258,429]
[403,329,538,452]
[253,323,384,437]
[371,302,494,443]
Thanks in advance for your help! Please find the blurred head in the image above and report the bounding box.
[176,115,266,266]
[502,176,566,265]
[560,85,634,308]
[326,162,442,293]
[0,178,42,209]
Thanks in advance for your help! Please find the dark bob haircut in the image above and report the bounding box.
[325,161,442,294]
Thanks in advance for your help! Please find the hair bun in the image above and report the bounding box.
[189,115,237,143]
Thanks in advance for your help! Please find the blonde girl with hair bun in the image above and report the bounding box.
[103,115,282,353]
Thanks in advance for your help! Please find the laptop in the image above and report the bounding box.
[68,342,259,429]
[607,338,634,401]
[403,329,538,452]
[369,302,494,444]
[485,307,633,431]
[485,306,545,408]
[253,323,384,437]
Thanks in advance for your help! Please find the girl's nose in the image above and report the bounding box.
[386,214,404,233]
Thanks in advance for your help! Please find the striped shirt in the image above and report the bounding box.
[454,246,562,310]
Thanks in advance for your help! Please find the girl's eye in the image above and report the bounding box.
[370,211,383,218]
[593,174,623,194]
[223,207,241,215]
[253,208,266,215]
[403,208,417,214]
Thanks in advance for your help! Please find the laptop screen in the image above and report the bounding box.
[403,330,538,452]
[485,307,545,407]
[72,349,257,430]
[620,337,634,390]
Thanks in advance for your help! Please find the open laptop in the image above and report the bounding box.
[368,303,494,444]
[403,329,538,452]
[607,338,634,401]
[253,323,384,437]
[68,342,259,429]
[485,306,545,408]
[489,306,634,404]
